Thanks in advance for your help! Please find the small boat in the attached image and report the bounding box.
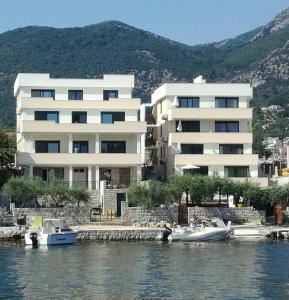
[25,219,78,246]
[168,225,231,242]
[231,224,267,239]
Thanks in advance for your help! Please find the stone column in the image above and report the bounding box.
[137,133,141,154]
[28,134,34,153]
[136,165,142,181]
[88,166,92,190]
[69,166,73,188]
[68,133,73,153]
[95,134,99,153]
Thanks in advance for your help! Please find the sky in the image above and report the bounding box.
[0,0,289,45]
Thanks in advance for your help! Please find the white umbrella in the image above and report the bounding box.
[173,96,179,107]
[181,164,200,170]
[176,120,182,132]
[176,142,181,154]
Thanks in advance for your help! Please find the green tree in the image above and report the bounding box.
[0,129,16,169]
[3,176,45,207]
[168,175,192,203]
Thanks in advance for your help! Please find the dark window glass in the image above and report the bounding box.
[215,121,239,132]
[181,144,203,154]
[31,89,55,99]
[101,141,126,153]
[68,90,83,100]
[184,166,208,176]
[176,121,200,132]
[103,90,118,100]
[215,97,239,108]
[225,166,250,177]
[73,141,88,153]
[101,112,125,123]
[72,112,87,123]
[35,111,59,123]
[219,144,243,154]
[178,97,200,108]
[35,141,60,153]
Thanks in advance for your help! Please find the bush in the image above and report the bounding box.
[127,180,171,208]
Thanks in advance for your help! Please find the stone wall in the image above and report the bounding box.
[13,207,90,226]
[188,207,266,224]
[102,184,127,216]
[121,202,178,224]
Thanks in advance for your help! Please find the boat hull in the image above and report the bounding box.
[25,231,78,246]
[168,227,231,242]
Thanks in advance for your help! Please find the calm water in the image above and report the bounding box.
[1,240,289,299]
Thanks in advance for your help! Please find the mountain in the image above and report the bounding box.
[1,8,289,129]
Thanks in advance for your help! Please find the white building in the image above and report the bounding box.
[15,73,146,190]
[151,75,268,187]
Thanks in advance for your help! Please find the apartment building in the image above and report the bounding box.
[15,73,146,190]
[151,75,268,186]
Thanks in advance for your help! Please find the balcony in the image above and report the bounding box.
[22,120,146,134]
[17,153,141,166]
[174,154,258,166]
[169,132,253,144]
[168,108,252,120]
[17,97,141,113]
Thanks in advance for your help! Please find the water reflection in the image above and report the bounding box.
[1,241,289,299]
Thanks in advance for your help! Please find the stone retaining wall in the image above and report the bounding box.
[77,228,164,241]
[121,202,178,224]
[188,207,265,223]
[13,207,90,226]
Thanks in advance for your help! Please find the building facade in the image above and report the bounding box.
[151,75,267,186]
[15,73,146,190]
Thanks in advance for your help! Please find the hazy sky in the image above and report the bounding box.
[0,0,289,45]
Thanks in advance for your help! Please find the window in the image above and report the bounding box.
[34,111,59,123]
[219,144,243,154]
[225,166,250,177]
[176,121,200,132]
[31,89,55,99]
[103,90,118,100]
[179,97,200,108]
[215,121,239,132]
[72,111,87,123]
[184,166,208,176]
[101,141,126,153]
[101,112,125,123]
[73,141,88,153]
[215,97,239,108]
[68,90,83,100]
[181,144,203,154]
[35,141,60,153]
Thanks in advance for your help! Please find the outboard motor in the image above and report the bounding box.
[30,232,38,248]
[163,225,173,241]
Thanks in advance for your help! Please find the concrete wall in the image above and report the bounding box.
[13,207,90,226]
[121,202,178,224]
[188,207,265,224]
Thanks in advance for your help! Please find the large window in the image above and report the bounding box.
[73,141,88,153]
[101,112,125,123]
[178,97,200,108]
[215,97,239,108]
[219,144,243,154]
[225,166,250,177]
[34,111,59,123]
[215,121,239,132]
[68,90,83,100]
[101,141,126,153]
[35,141,60,153]
[72,111,87,123]
[103,90,118,100]
[181,144,203,154]
[31,89,55,99]
[176,121,200,132]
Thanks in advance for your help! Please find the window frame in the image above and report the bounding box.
[103,90,118,101]
[31,89,55,100]
[219,144,243,154]
[73,141,89,153]
[181,144,204,154]
[215,97,239,108]
[101,141,126,153]
[225,166,250,177]
[215,121,239,132]
[35,140,60,153]
[101,112,125,124]
[68,90,83,101]
[34,111,59,123]
[176,120,200,132]
[72,111,87,123]
[178,97,200,108]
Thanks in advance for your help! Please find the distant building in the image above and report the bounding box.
[263,137,282,151]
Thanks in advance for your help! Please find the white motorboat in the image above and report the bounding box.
[25,219,78,246]
[231,224,268,239]
[168,225,231,242]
